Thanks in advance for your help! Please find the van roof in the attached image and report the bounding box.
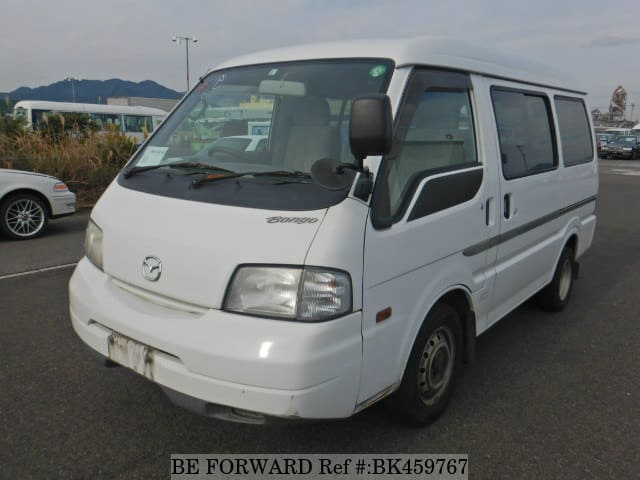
[13,100,167,116]
[213,36,585,95]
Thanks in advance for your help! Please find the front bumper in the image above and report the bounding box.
[50,191,76,217]
[69,258,363,419]
[605,149,636,159]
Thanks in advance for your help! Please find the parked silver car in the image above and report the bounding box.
[0,169,76,240]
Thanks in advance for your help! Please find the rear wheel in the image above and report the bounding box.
[385,303,462,425]
[0,194,49,240]
[539,246,575,311]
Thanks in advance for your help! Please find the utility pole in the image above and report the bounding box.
[66,77,77,103]
[172,35,198,92]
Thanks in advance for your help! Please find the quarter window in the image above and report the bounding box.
[124,115,153,133]
[388,90,478,216]
[491,89,557,180]
[90,113,122,131]
[554,97,593,166]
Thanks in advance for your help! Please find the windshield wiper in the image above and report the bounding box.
[192,170,311,188]
[123,161,234,178]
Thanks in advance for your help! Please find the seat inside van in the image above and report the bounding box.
[272,97,338,172]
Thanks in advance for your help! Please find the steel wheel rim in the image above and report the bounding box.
[558,258,572,301]
[418,325,455,406]
[5,199,45,237]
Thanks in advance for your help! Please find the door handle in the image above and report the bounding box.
[485,197,494,226]
[503,193,512,219]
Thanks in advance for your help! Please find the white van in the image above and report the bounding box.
[69,37,598,425]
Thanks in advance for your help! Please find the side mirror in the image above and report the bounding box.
[349,94,392,169]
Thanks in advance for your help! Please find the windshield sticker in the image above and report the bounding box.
[212,74,225,89]
[369,64,387,78]
[268,68,278,76]
[136,146,168,167]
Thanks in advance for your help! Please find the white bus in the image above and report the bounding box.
[12,100,167,144]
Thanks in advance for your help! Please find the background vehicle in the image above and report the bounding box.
[0,168,76,239]
[12,101,166,144]
[604,127,630,136]
[603,135,640,159]
[597,133,613,157]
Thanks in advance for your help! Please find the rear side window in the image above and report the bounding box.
[491,88,557,180]
[554,97,593,166]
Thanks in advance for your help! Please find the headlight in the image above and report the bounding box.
[623,147,632,151]
[224,266,352,321]
[85,219,103,270]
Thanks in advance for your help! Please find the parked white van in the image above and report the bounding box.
[69,37,598,425]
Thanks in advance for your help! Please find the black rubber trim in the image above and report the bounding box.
[462,195,597,256]
[408,167,483,220]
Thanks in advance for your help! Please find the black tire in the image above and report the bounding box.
[385,303,463,426]
[538,246,575,312]
[0,193,49,240]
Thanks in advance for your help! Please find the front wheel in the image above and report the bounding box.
[0,194,49,240]
[385,303,462,425]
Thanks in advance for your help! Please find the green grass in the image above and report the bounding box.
[0,126,137,206]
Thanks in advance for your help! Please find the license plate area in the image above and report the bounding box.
[107,332,155,380]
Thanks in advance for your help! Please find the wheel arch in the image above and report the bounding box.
[0,188,52,216]
[565,232,578,257]
[397,284,477,385]
[438,288,476,364]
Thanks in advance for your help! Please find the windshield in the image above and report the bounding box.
[120,59,393,210]
[13,107,28,120]
[611,136,637,144]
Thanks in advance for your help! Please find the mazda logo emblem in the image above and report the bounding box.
[142,256,162,282]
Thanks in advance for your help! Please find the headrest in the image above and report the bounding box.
[279,97,330,126]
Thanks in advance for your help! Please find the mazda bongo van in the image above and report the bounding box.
[70,37,598,424]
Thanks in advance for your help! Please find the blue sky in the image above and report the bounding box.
[1,0,639,113]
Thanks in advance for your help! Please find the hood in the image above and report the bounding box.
[92,182,326,308]
[1,168,58,180]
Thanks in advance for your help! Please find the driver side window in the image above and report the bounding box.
[388,89,478,217]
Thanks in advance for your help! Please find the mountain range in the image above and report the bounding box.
[1,79,183,104]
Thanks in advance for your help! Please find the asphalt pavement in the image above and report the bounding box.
[1,162,639,479]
